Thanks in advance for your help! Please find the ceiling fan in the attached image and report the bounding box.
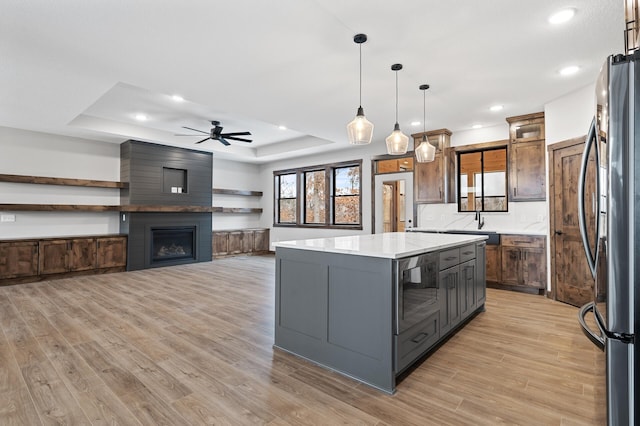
[177,120,252,146]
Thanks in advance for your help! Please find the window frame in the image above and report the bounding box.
[275,173,298,224]
[273,159,363,229]
[456,145,508,212]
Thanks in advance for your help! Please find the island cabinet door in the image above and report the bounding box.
[460,259,476,317]
[475,242,487,306]
[439,266,460,334]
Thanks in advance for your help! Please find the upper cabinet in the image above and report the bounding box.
[506,112,546,201]
[413,129,454,204]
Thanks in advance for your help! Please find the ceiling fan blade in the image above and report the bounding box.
[224,136,252,142]
[175,134,203,136]
[194,137,211,144]
[182,126,209,134]
[218,137,231,146]
[221,132,252,136]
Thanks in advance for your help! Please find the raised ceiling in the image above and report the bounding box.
[0,1,623,163]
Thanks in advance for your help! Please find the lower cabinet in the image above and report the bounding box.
[0,241,38,279]
[212,228,270,257]
[500,235,546,293]
[1,235,127,285]
[485,244,501,284]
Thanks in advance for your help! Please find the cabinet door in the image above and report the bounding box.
[460,260,476,317]
[253,229,269,252]
[39,240,69,274]
[68,238,97,271]
[500,247,521,285]
[228,231,243,254]
[485,244,501,283]
[96,237,127,268]
[509,140,546,201]
[509,117,545,144]
[213,232,229,256]
[414,152,444,203]
[0,241,38,279]
[522,248,546,289]
[475,243,486,306]
[242,231,254,253]
[439,266,460,334]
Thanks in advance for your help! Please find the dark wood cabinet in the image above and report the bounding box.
[413,129,454,204]
[506,112,546,201]
[0,241,38,279]
[96,236,127,268]
[500,235,546,293]
[212,228,270,257]
[485,244,501,283]
[39,238,97,274]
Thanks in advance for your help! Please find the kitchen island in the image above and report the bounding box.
[273,232,487,393]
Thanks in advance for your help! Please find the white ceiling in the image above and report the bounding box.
[0,1,623,164]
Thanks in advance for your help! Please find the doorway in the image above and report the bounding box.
[374,172,413,234]
[548,136,596,306]
[382,181,406,232]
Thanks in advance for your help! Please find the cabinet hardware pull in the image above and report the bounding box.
[514,241,530,244]
[462,251,473,255]
[514,187,517,196]
[444,256,456,261]
[411,332,430,343]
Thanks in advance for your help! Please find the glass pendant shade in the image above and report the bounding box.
[347,106,374,145]
[415,135,436,162]
[386,123,409,155]
[347,34,373,145]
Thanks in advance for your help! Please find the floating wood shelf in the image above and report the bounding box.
[212,188,263,197]
[0,174,128,189]
[211,207,263,214]
[0,204,215,213]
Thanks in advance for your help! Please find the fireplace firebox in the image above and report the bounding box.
[151,227,196,264]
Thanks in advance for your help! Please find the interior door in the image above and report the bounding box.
[374,172,413,234]
[553,142,596,307]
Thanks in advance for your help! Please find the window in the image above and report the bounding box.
[333,166,360,225]
[274,160,362,229]
[276,173,297,223]
[457,147,508,212]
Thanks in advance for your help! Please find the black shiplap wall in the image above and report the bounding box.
[120,140,213,206]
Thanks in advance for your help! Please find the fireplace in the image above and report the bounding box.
[151,227,196,264]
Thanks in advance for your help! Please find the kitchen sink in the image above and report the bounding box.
[441,230,500,245]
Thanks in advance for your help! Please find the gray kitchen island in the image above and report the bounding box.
[273,232,487,393]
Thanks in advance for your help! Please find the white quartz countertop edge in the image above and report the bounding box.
[272,233,487,259]
[408,228,547,236]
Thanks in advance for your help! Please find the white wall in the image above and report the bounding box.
[212,158,263,230]
[0,126,121,238]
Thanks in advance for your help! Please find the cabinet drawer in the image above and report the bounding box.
[459,244,476,263]
[395,311,440,372]
[501,235,545,248]
[439,248,460,270]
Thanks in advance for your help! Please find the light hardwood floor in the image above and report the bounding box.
[0,255,605,425]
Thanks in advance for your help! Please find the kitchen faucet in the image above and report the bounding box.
[475,210,485,230]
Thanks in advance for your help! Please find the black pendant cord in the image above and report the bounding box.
[395,70,399,125]
[423,89,426,134]
[359,42,363,108]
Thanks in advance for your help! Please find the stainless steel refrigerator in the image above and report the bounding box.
[578,52,638,425]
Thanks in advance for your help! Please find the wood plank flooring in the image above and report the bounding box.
[0,255,605,425]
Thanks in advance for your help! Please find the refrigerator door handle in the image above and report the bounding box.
[577,117,600,278]
[578,302,605,351]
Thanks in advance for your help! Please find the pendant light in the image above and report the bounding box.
[385,64,409,155]
[415,84,436,162]
[347,33,374,145]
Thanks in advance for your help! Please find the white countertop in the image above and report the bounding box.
[272,232,487,259]
[409,227,547,236]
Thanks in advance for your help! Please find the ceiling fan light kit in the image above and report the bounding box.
[415,84,436,163]
[386,63,409,155]
[347,33,374,145]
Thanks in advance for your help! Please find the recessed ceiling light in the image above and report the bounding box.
[172,95,184,102]
[278,125,287,130]
[548,8,576,25]
[411,121,421,126]
[489,105,503,112]
[560,65,580,76]
[472,124,483,129]
[135,114,147,121]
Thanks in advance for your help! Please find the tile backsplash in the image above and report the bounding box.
[415,202,548,235]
